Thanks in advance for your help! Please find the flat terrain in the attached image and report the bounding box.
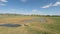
[0,15,60,34]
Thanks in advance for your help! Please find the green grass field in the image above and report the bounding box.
[0,15,60,34]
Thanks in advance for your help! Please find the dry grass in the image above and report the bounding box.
[0,16,59,34]
[0,17,33,24]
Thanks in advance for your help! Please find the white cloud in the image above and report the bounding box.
[32,9,45,15]
[42,3,52,8]
[0,0,8,2]
[42,2,60,8]
[53,2,60,6]
[32,9,38,12]
[0,3,6,6]
[0,0,8,6]
[10,9,17,11]
[20,0,27,2]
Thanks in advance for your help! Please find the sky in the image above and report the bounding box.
[0,0,60,15]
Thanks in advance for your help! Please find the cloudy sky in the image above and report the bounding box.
[0,0,60,15]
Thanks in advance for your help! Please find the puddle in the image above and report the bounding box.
[0,24,21,27]
[32,18,47,23]
[22,18,47,23]
[22,20,33,22]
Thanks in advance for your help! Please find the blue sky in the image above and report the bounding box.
[0,0,60,15]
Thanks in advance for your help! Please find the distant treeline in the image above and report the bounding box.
[22,14,60,17]
[0,14,23,16]
[0,14,60,17]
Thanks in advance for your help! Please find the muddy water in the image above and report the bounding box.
[22,20,33,22]
[22,18,47,23]
[32,18,47,22]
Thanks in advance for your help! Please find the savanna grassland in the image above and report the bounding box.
[0,15,60,34]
